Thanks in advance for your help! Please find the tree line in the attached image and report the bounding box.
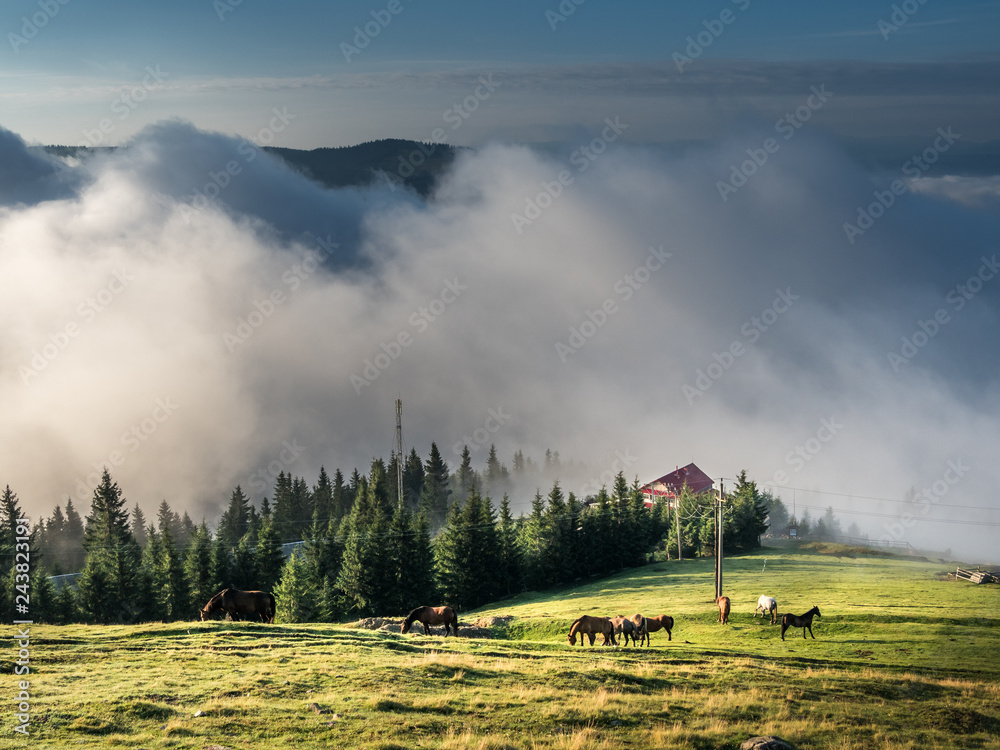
[0,445,772,625]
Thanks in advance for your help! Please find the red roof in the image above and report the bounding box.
[640,463,714,500]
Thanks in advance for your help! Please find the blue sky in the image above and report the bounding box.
[2,0,999,146]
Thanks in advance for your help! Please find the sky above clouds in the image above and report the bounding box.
[2,0,999,148]
[1,1,999,560]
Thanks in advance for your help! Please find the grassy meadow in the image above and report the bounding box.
[7,544,1000,749]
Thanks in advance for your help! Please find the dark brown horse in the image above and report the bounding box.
[200,588,275,623]
[639,614,674,645]
[781,606,821,641]
[717,596,731,624]
[567,615,616,647]
[401,606,458,636]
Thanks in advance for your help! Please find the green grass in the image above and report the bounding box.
[8,545,1000,749]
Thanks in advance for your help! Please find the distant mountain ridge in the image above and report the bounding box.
[43,138,459,196]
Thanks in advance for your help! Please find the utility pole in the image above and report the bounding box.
[715,480,725,600]
[394,398,404,508]
[674,493,682,562]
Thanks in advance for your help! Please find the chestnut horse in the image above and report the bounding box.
[781,606,821,641]
[755,595,778,624]
[717,596,730,624]
[567,615,616,646]
[401,605,458,636]
[200,588,275,623]
[639,614,673,645]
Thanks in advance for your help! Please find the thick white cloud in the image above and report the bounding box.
[1,121,998,560]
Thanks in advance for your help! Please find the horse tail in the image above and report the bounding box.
[268,593,276,623]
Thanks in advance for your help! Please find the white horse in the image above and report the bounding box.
[755,595,778,624]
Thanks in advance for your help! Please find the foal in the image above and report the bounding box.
[780,606,821,641]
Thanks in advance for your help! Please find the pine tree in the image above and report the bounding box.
[255,518,285,593]
[484,444,508,497]
[419,443,451,531]
[184,523,214,613]
[218,486,252,548]
[335,468,393,616]
[78,470,144,623]
[130,504,149,547]
[209,532,235,593]
[63,498,85,571]
[331,468,350,521]
[232,534,257,590]
[312,467,333,526]
[403,448,425,513]
[454,445,479,499]
[496,495,522,595]
[0,487,33,622]
[274,550,314,623]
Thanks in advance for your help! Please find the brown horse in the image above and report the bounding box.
[200,588,275,623]
[401,606,458,636]
[610,615,636,647]
[567,615,616,646]
[628,614,647,646]
[781,606,821,641]
[640,614,674,645]
[717,596,730,624]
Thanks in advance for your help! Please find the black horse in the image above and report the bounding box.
[200,588,275,623]
[780,606,821,641]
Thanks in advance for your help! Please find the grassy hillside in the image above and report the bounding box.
[11,546,1000,749]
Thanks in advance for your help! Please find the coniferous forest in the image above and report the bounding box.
[0,444,771,625]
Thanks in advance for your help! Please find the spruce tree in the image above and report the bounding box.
[130,503,149,547]
[312,467,333,526]
[419,443,451,531]
[403,448,425,513]
[184,523,214,613]
[496,495,522,595]
[78,470,144,623]
[274,550,314,623]
[255,518,285,592]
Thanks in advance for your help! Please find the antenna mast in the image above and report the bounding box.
[395,398,404,507]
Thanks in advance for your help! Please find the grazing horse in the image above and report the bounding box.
[401,606,458,636]
[717,596,730,624]
[628,614,647,646]
[642,614,674,645]
[781,606,821,641]
[610,615,636,647]
[200,588,275,623]
[567,615,616,647]
[755,595,778,624]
